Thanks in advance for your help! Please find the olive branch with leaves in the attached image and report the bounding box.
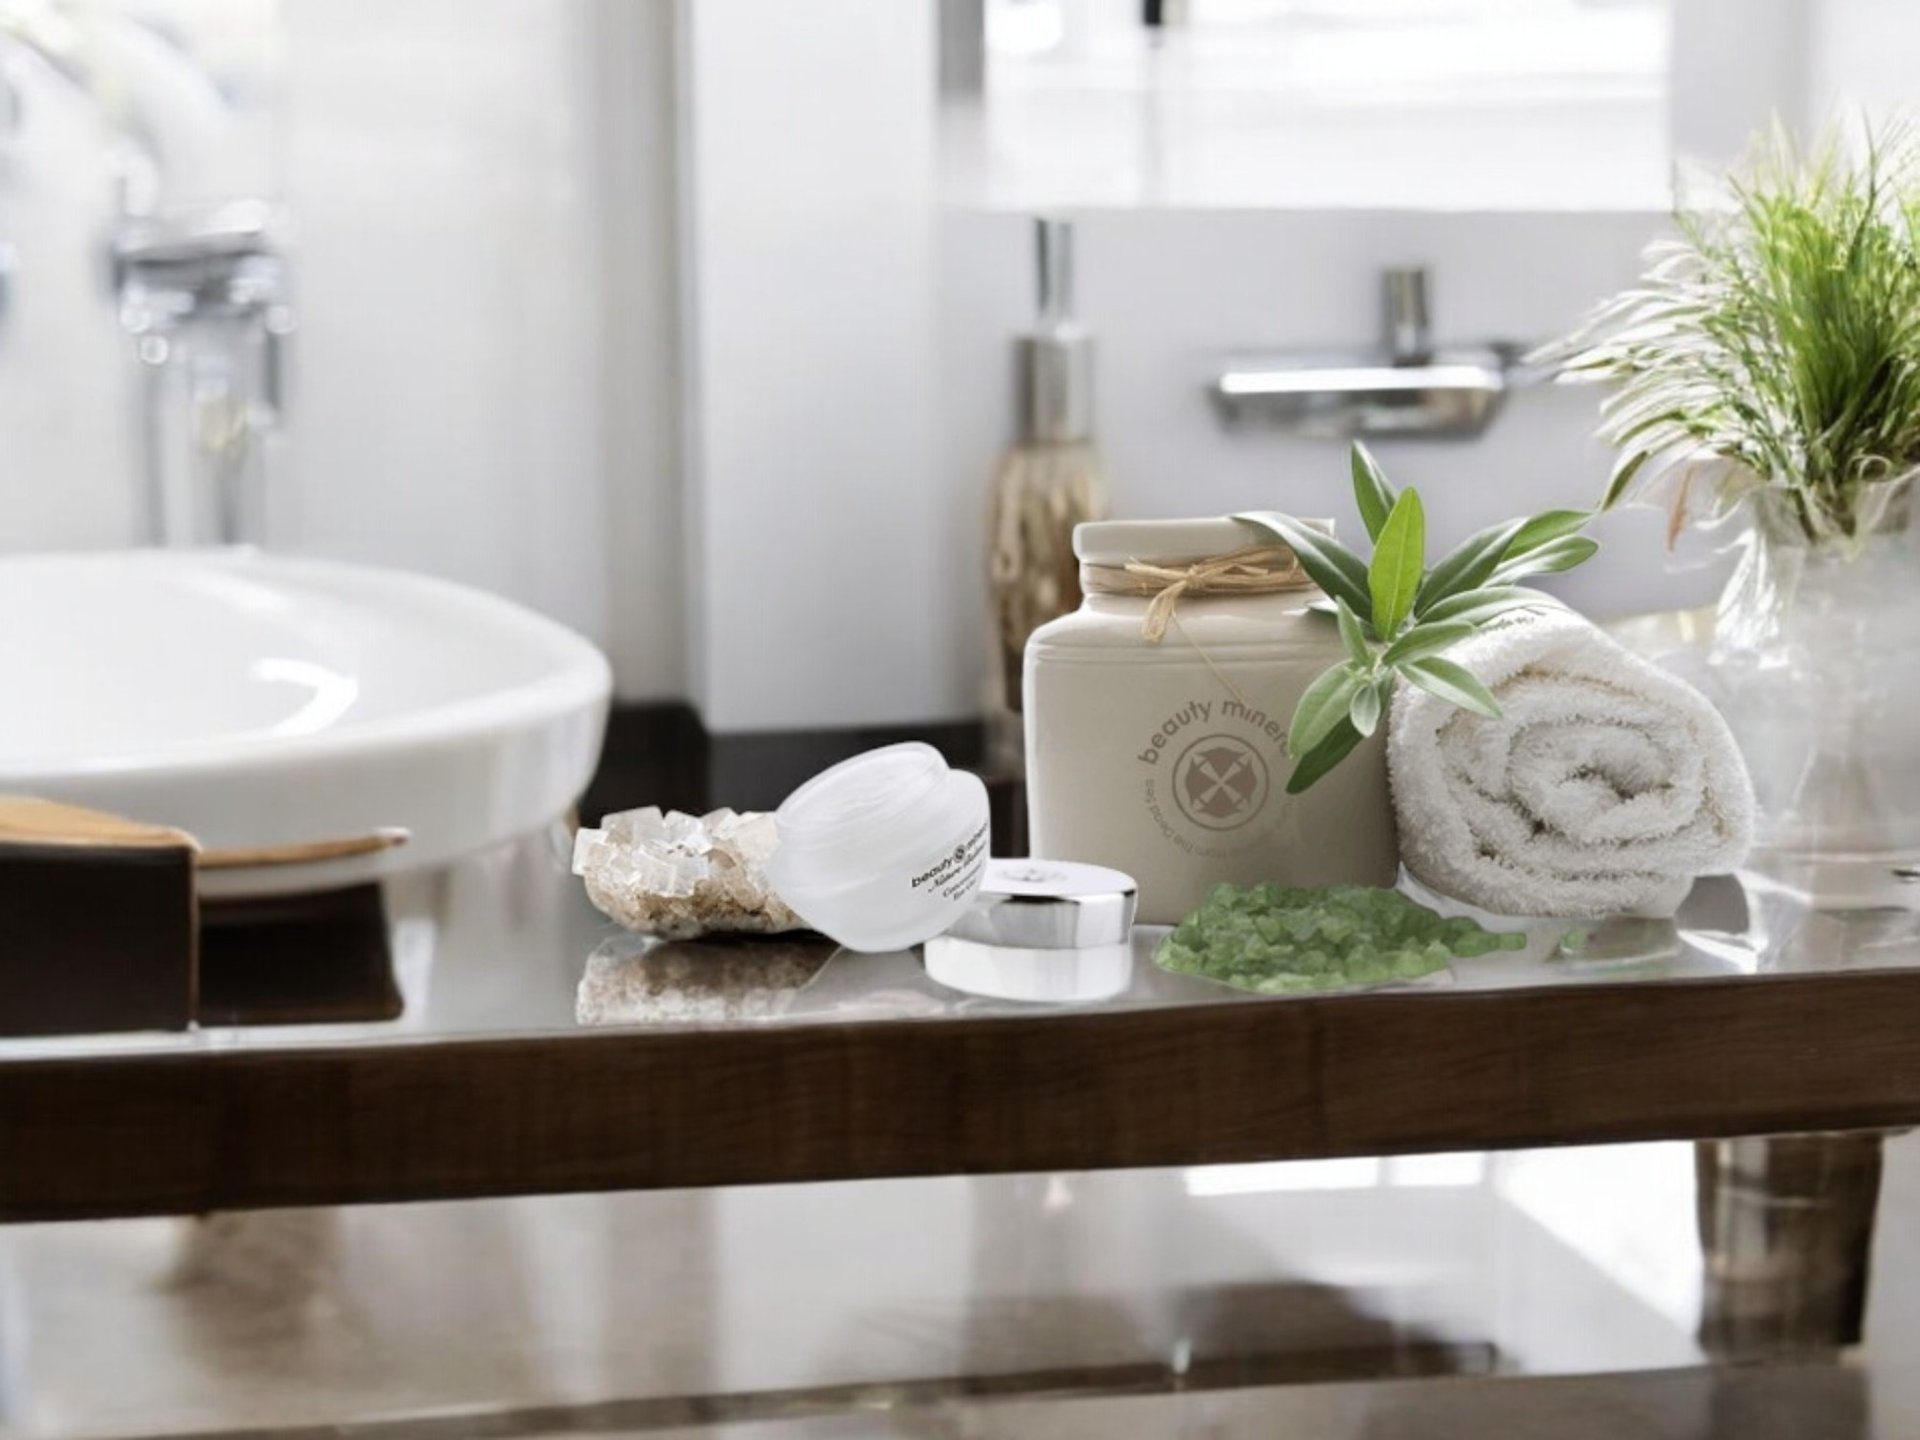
[1235,443,1598,793]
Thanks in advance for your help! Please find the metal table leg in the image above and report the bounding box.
[1695,1132,1885,1358]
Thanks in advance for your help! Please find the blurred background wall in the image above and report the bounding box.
[0,0,683,691]
[1,0,1914,731]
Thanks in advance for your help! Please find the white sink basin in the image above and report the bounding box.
[0,550,612,896]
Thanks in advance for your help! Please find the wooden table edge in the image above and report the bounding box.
[4,965,1913,1221]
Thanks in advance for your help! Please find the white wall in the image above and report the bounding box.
[674,0,1915,730]
[940,205,1715,645]
[595,0,687,700]
[669,4,1761,734]
[278,0,603,642]
[0,49,143,549]
[675,0,953,731]
[670,197,1713,734]
[673,194,1717,733]
[1668,0,1808,170]
[289,0,687,699]
[0,0,689,700]
[1804,0,1920,127]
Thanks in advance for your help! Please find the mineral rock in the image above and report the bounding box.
[573,806,805,939]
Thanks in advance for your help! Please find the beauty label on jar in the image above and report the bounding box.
[909,818,990,905]
[1136,696,1289,859]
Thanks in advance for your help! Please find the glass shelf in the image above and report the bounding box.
[7,831,1911,1062]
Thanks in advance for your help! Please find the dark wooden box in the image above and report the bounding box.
[0,842,196,1036]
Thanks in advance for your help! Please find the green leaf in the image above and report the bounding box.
[1350,442,1397,542]
[1374,671,1398,724]
[1285,717,1366,794]
[1334,596,1372,663]
[1287,663,1366,757]
[1234,511,1372,619]
[1492,534,1600,583]
[1366,490,1426,641]
[1418,585,1555,628]
[1349,678,1383,736]
[1382,619,1478,667]
[1601,450,1653,510]
[1414,518,1524,615]
[1401,657,1502,719]
[1503,509,1591,558]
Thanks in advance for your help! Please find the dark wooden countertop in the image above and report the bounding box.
[7,870,1920,1221]
[5,710,1917,1223]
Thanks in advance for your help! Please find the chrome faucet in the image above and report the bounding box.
[115,202,290,548]
[1211,267,1523,440]
[0,2,287,547]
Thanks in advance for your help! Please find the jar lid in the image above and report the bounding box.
[1074,516,1332,568]
[943,858,1136,949]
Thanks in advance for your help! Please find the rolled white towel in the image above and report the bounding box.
[1387,609,1754,918]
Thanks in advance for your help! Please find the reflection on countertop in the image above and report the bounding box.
[0,1145,1679,1435]
[4,1131,1919,1437]
[12,816,1920,1058]
[576,937,830,1026]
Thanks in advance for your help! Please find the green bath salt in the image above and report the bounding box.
[1156,882,1525,995]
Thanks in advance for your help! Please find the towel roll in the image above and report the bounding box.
[1387,609,1754,918]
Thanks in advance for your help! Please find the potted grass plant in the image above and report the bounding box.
[1545,119,1920,907]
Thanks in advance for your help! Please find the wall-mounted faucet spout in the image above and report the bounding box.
[1211,267,1524,441]
[115,200,288,547]
[0,3,286,546]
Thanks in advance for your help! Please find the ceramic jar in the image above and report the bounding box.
[1023,517,1397,924]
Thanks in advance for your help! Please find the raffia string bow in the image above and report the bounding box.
[1081,544,1310,642]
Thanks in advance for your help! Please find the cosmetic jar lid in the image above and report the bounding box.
[943,858,1136,950]
[1074,517,1333,568]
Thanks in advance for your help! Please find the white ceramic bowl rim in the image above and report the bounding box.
[0,549,613,784]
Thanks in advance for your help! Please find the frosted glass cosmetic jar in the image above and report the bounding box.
[766,742,990,952]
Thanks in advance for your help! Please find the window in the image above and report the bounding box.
[944,0,1674,209]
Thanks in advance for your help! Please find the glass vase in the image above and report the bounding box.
[1711,480,1920,908]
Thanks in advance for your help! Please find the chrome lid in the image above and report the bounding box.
[943,858,1136,949]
